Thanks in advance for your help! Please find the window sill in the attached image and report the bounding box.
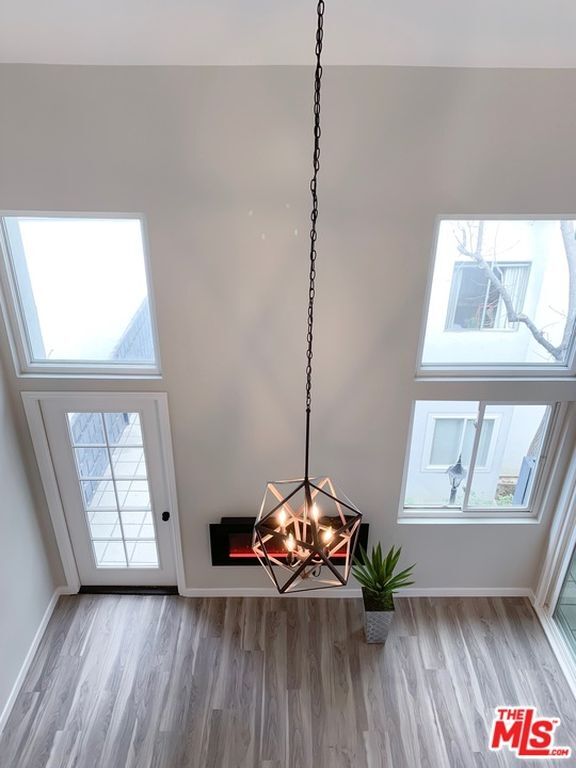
[14,370,162,381]
[398,512,539,525]
[415,370,574,381]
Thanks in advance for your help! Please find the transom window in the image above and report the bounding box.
[0,215,159,375]
[420,219,576,372]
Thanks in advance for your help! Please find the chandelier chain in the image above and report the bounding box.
[304,0,324,478]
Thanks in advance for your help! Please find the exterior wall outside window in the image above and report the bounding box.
[423,220,568,366]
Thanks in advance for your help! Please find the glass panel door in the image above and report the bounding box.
[554,546,576,655]
[40,395,177,586]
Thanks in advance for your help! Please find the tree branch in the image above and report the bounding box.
[560,220,576,353]
[454,223,563,361]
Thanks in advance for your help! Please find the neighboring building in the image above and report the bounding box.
[422,219,569,367]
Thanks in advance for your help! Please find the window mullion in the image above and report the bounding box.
[462,402,485,511]
[455,418,466,460]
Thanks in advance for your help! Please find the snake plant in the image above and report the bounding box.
[352,543,415,612]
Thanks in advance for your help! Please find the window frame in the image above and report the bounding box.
[445,260,531,333]
[416,215,576,378]
[0,211,162,378]
[399,399,565,521]
[423,412,499,472]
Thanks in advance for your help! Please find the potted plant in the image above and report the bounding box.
[352,543,415,644]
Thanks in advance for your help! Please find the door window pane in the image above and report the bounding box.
[121,509,151,526]
[127,541,159,567]
[74,447,111,479]
[81,480,117,511]
[93,541,128,568]
[104,412,143,445]
[116,480,151,510]
[3,216,158,368]
[67,411,159,568]
[89,514,122,540]
[67,412,106,446]
[111,446,147,479]
[421,219,576,368]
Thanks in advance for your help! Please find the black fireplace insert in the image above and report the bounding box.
[209,517,369,567]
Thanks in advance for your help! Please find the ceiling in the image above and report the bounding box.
[1,0,575,67]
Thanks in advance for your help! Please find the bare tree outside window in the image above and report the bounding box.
[453,220,576,362]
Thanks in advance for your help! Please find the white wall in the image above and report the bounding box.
[0,350,56,719]
[0,65,575,592]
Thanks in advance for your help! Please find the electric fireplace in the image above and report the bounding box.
[210,517,369,567]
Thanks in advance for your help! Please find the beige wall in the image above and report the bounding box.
[0,348,56,718]
[0,65,575,592]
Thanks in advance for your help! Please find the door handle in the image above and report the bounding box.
[161,511,170,522]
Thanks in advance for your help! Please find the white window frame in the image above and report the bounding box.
[423,412,499,472]
[416,215,576,379]
[399,399,565,521]
[445,260,531,333]
[0,211,162,378]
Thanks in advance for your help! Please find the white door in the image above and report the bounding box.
[40,394,178,586]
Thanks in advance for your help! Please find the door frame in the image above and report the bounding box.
[22,391,186,594]
[533,437,576,699]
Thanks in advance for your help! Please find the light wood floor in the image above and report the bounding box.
[1,595,575,768]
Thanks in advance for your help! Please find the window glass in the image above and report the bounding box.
[421,219,576,368]
[430,418,463,465]
[475,419,494,467]
[447,263,530,331]
[67,411,158,568]
[2,216,157,369]
[403,401,550,512]
[467,404,550,508]
[429,416,494,469]
[404,402,479,507]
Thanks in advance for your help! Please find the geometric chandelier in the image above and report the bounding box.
[253,0,363,593]
[253,477,363,593]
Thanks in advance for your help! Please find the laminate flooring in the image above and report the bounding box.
[1,596,575,768]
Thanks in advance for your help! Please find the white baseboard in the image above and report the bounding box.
[179,586,536,600]
[180,586,363,598]
[0,586,69,735]
[400,587,536,600]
